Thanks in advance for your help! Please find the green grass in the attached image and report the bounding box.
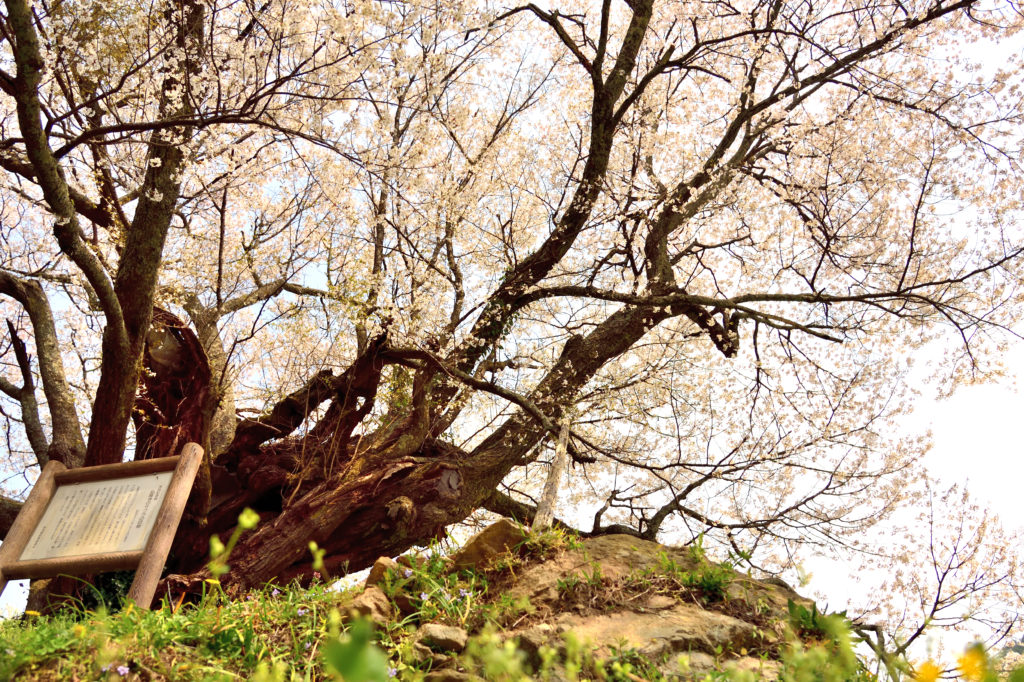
[0,580,348,681]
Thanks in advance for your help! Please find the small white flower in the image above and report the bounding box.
[149,157,162,168]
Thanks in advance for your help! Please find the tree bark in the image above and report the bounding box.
[532,419,570,531]
[0,495,22,541]
[0,272,85,468]
[84,0,206,467]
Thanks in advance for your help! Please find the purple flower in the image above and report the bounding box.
[403,569,413,578]
[304,641,312,650]
[116,665,130,676]
[297,607,308,616]
[271,588,281,597]
[388,667,398,677]
[459,588,470,598]
[101,664,112,673]
[420,592,429,601]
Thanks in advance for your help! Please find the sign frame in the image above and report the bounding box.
[0,442,202,610]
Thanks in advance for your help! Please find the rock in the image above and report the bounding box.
[556,603,757,661]
[675,651,782,679]
[412,642,448,666]
[356,532,816,681]
[450,518,524,571]
[644,594,677,610]
[393,592,417,616]
[726,656,782,679]
[365,556,400,587]
[418,623,469,652]
[505,534,699,607]
[412,642,433,659]
[347,586,392,625]
[503,533,808,626]
[726,574,814,617]
[514,624,555,666]
[397,553,426,570]
[680,652,717,677]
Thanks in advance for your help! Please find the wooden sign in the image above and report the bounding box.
[0,443,202,610]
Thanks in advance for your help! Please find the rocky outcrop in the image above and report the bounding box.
[365,556,400,588]
[495,533,802,678]
[342,520,818,680]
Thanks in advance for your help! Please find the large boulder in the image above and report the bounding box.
[449,518,525,571]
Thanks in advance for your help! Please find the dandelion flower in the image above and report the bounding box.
[957,646,987,682]
[913,661,941,682]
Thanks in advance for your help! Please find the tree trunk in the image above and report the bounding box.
[151,301,673,601]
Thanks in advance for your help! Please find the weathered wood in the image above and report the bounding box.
[4,551,144,580]
[0,460,65,601]
[127,442,203,608]
[53,455,179,484]
[533,418,570,531]
[133,308,212,464]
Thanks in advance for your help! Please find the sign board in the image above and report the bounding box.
[0,443,202,610]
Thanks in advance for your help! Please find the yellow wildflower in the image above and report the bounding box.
[913,660,941,682]
[957,646,987,682]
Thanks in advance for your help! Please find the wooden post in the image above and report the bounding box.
[533,418,570,531]
[127,442,203,608]
[0,460,65,601]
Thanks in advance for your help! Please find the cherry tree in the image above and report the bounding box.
[1,0,1021,639]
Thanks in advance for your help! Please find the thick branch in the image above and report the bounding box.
[225,335,387,461]
[5,319,48,464]
[0,271,85,467]
[498,5,594,74]
[0,151,114,228]
[437,0,657,417]
[0,494,22,541]
[4,0,126,347]
[467,303,674,489]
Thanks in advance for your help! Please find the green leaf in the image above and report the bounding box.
[322,618,389,682]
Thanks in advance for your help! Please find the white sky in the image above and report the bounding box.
[800,337,1024,664]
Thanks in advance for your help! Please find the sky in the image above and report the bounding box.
[800,337,1024,662]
